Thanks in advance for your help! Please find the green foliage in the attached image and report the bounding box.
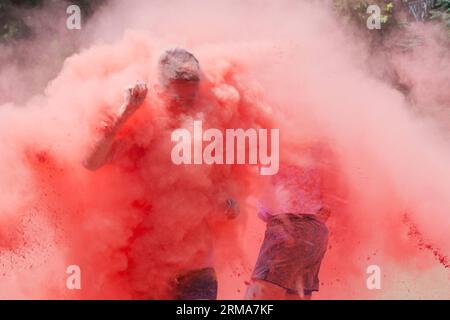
[334,0,450,38]
[430,0,450,36]
[333,0,397,31]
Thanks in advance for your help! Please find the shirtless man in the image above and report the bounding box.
[83,48,239,299]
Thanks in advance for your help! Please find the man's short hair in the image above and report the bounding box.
[158,48,200,85]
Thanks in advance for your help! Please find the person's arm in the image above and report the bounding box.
[212,182,241,220]
[224,198,240,220]
[83,82,148,171]
[256,201,271,223]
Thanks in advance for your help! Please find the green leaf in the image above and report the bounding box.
[385,2,394,12]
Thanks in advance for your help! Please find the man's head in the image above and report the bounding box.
[158,48,201,108]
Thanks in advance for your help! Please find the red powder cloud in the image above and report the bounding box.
[0,0,449,299]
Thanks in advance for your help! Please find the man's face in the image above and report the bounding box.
[164,79,199,108]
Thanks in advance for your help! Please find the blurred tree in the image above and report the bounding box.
[333,0,397,32]
[0,0,107,43]
[333,0,449,34]
[0,1,33,42]
[332,0,450,57]
[429,0,450,36]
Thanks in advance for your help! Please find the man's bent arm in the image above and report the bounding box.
[83,82,148,171]
[83,110,127,170]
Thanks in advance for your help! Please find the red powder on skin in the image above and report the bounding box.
[17,57,273,298]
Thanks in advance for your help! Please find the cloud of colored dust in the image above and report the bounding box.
[0,0,449,299]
